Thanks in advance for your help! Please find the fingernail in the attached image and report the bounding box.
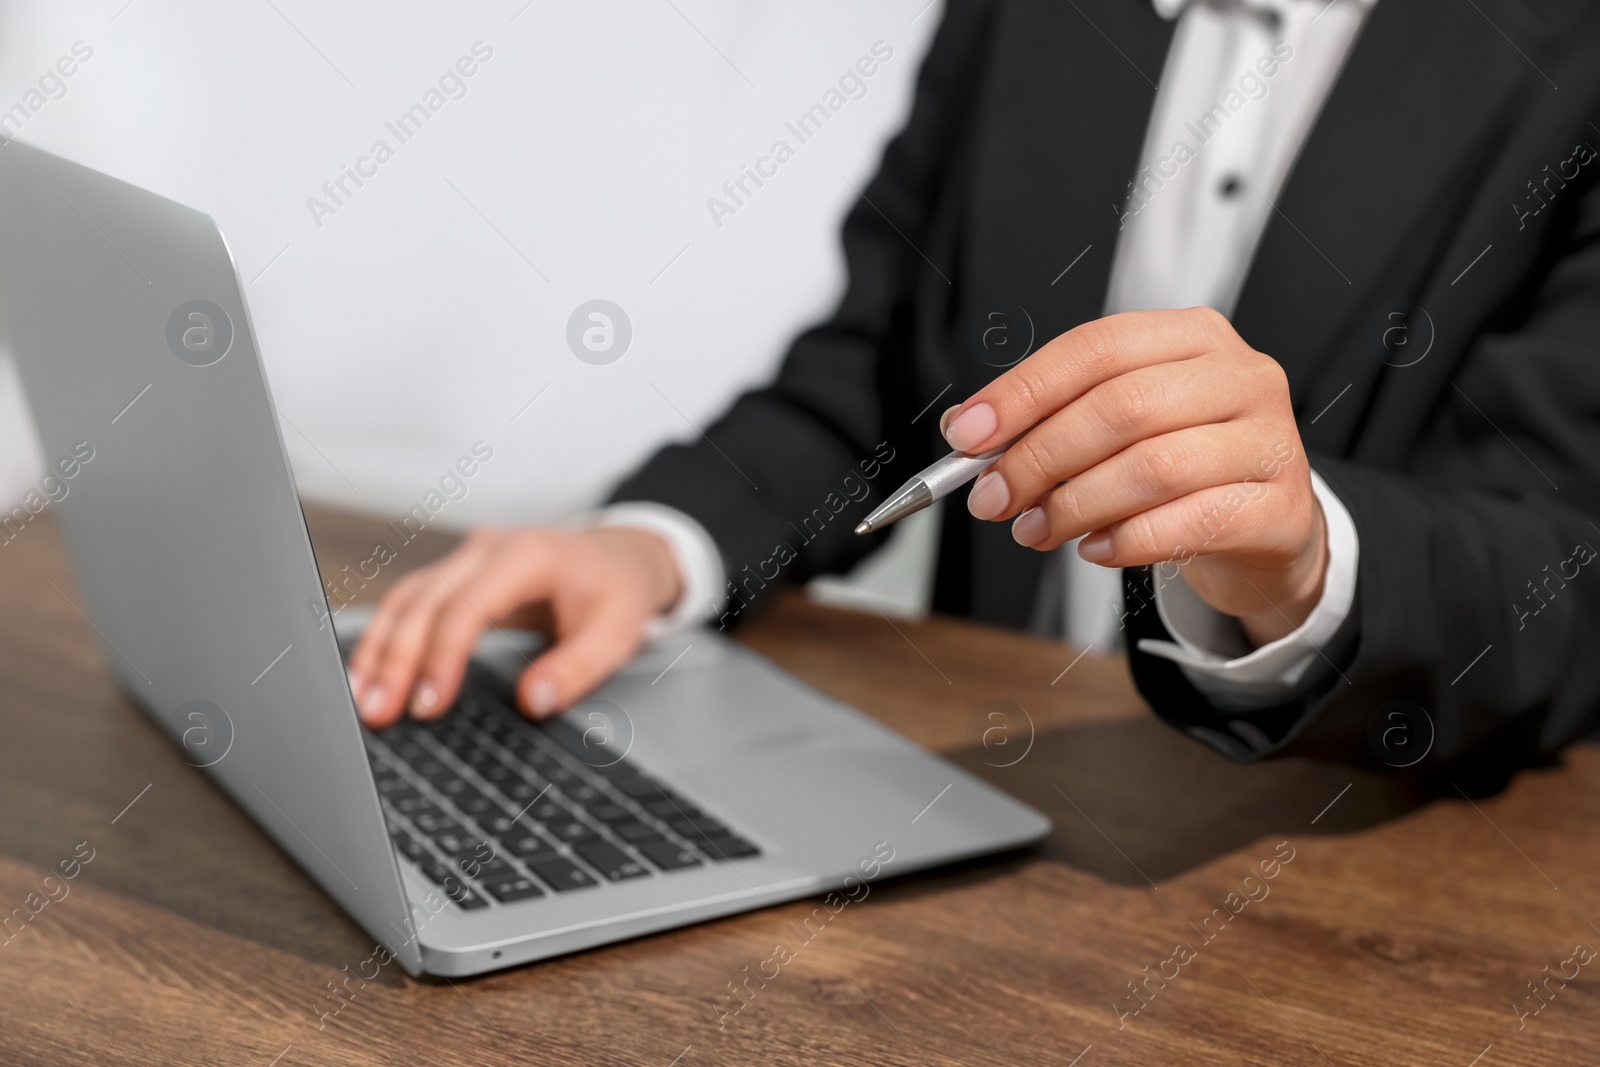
[938,404,962,436]
[411,683,441,719]
[944,402,997,453]
[966,470,1010,520]
[528,679,557,718]
[1078,531,1114,562]
[359,685,388,722]
[1012,507,1049,547]
[347,667,366,700]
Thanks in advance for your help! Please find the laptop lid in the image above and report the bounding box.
[0,139,425,973]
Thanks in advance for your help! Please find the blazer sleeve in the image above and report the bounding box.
[1126,173,1600,789]
[607,1,995,616]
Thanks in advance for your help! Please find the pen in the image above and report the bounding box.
[854,438,1020,535]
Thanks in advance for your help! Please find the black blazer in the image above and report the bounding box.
[613,0,1600,783]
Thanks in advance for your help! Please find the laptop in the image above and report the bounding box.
[0,140,1050,976]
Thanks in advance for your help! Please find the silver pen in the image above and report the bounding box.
[855,438,1019,535]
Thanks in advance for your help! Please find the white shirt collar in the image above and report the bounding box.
[1152,0,1373,20]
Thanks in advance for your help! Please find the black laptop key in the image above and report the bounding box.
[613,776,668,800]
[670,816,728,838]
[500,779,546,803]
[414,758,451,781]
[574,842,649,882]
[589,803,634,825]
[391,739,428,763]
[527,760,565,782]
[432,777,473,799]
[565,783,604,805]
[456,796,501,820]
[542,765,582,788]
[526,857,599,892]
[452,789,501,820]
[504,734,541,756]
[500,832,555,859]
[391,794,435,816]
[639,842,703,871]
[527,800,566,823]
[456,852,513,880]
[479,762,517,785]
[479,812,520,837]
[477,715,512,738]
[538,719,590,754]
[546,819,601,844]
[416,855,452,885]
[644,798,697,819]
[391,832,428,863]
[548,722,630,770]
[411,810,460,835]
[437,727,472,748]
[429,830,476,855]
[441,874,488,910]
[419,716,463,737]
[697,834,761,860]
[481,873,545,903]
[614,821,665,845]
[583,757,628,777]
[380,782,422,804]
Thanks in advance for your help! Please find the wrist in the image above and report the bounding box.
[1238,499,1329,647]
[587,526,683,615]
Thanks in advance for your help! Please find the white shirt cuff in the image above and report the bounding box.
[592,502,726,639]
[1136,469,1358,710]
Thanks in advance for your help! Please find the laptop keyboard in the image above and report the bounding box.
[363,667,761,911]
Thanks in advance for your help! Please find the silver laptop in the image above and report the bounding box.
[0,140,1049,976]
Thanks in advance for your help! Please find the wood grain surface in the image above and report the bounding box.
[1,505,1596,1066]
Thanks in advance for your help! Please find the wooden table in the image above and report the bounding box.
[2,505,1597,1066]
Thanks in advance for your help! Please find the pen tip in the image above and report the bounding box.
[854,521,871,535]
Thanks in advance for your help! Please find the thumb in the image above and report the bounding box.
[515,596,648,718]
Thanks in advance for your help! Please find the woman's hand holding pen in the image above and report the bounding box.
[947,306,1327,647]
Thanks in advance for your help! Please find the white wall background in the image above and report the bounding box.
[0,0,943,613]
